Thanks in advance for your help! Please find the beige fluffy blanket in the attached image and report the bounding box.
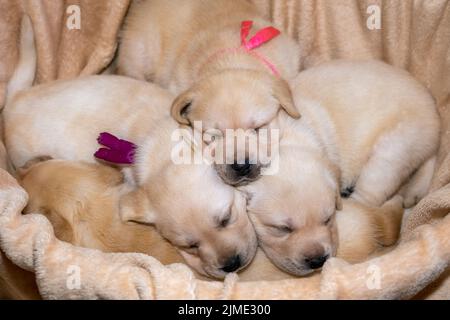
[0,0,449,299]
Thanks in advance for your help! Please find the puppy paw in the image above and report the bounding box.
[402,194,420,209]
[340,186,354,198]
[385,194,404,208]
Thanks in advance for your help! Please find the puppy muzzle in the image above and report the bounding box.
[214,162,261,186]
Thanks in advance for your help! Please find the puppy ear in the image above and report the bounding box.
[272,78,300,119]
[119,187,156,225]
[17,155,53,178]
[171,89,195,125]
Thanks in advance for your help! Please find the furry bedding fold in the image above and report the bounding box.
[0,0,449,299]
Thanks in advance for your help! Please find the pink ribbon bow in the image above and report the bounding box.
[240,20,280,50]
[202,20,282,77]
[239,20,281,77]
[94,132,137,165]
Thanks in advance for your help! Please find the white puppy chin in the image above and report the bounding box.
[262,247,326,277]
[274,260,318,277]
[179,250,226,279]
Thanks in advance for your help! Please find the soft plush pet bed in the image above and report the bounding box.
[0,0,449,299]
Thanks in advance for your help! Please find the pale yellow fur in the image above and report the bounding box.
[20,159,404,281]
[117,0,301,183]
[243,60,439,275]
[4,76,257,279]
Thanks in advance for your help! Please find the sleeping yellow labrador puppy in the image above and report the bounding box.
[241,60,440,276]
[4,76,257,279]
[19,158,404,282]
[117,0,301,185]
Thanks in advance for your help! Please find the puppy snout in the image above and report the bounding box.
[231,159,253,176]
[221,255,242,273]
[304,254,329,270]
[215,161,261,186]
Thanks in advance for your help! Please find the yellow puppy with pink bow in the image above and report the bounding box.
[117,0,301,186]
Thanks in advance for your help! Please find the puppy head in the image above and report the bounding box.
[241,151,342,276]
[120,163,258,279]
[18,158,124,244]
[18,157,123,201]
[171,69,299,186]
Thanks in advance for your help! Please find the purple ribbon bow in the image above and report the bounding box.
[94,132,137,164]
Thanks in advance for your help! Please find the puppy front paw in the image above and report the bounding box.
[340,186,354,198]
[402,194,421,209]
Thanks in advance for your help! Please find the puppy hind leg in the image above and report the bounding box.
[371,195,404,247]
[399,156,436,208]
[351,126,431,207]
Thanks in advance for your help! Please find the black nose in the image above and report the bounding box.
[221,255,242,273]
[305,255,329,270]
[230,159,252,176]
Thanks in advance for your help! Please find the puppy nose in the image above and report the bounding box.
[231,159,252,176]
[221,255,242,273]
[305,255,329,270]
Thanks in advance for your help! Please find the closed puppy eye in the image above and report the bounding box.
[180,242,200,254]
[324,216,333,225]
[278,225,293,233]
[203,129,223,141]
[218,212,233,228]
[219,216,231,228]
[268,224,293,236]
[254,123,268,133]
[188,242,199,249]
[216,209,234,229]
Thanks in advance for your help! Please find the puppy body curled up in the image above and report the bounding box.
[19,159,404,282]
[117,0,301,185]
[4,76,257,279]
[242,60,440,276]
